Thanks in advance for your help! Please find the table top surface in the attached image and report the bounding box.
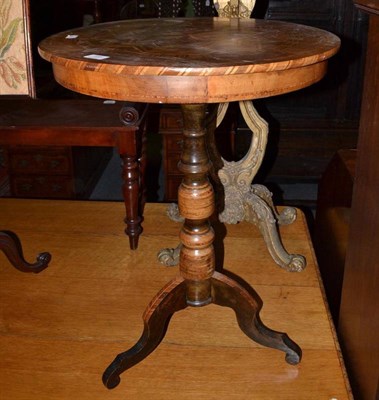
[38,18,340,103]
[39,18,339,75]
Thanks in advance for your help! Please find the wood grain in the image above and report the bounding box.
[38,18,340,103]
[0,200,352,399]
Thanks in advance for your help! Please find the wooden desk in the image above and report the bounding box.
[0,98,148,250]
[0,200,351,399]
[37,17,340,388]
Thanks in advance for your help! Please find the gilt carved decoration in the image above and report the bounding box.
[217,101,306,271]
[215,0,256,18]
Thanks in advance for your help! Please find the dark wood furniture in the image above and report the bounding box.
[0,99,148,250]
[338,2,379,399]
[38,17,340,389]
[3,144,111,200]
[314,149,356,323]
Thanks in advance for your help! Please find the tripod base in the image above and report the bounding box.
[103,271,301,389]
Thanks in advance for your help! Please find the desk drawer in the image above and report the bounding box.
[11,175,74,198]
[9,146,72,174]
[159,108,183,131]
[164,135,183,154]
[5,145,112,199]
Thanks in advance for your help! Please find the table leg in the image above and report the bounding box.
[118,103,148,250]
[0,230,50,272]
[119,148,144,250]
[103,276,187,389]
[102,104,301,389]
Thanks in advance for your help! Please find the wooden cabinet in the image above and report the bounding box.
[338,3,379,399]
[5,145,111,199]
[8,146,74,198]
[313,149,356,323]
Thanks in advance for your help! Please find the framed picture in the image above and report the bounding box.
[0,0,35,97]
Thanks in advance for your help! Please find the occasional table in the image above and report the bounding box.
[38,17,340,389]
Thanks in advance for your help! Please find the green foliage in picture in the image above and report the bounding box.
[0,0,26,90]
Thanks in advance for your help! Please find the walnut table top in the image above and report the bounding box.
[38,18,340,103]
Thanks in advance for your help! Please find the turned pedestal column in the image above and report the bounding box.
[102,104,301,389]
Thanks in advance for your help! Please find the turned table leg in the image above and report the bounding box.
[103,104,301,389]
[117,103,148,250]
[0,230,50,272]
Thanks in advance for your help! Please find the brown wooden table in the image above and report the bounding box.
[37,17,340,389]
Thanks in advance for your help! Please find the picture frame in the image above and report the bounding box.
[0,0,35,97]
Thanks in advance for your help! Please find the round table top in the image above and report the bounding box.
[39,18,340,104]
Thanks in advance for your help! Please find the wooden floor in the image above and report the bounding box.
[0,200,351,399]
